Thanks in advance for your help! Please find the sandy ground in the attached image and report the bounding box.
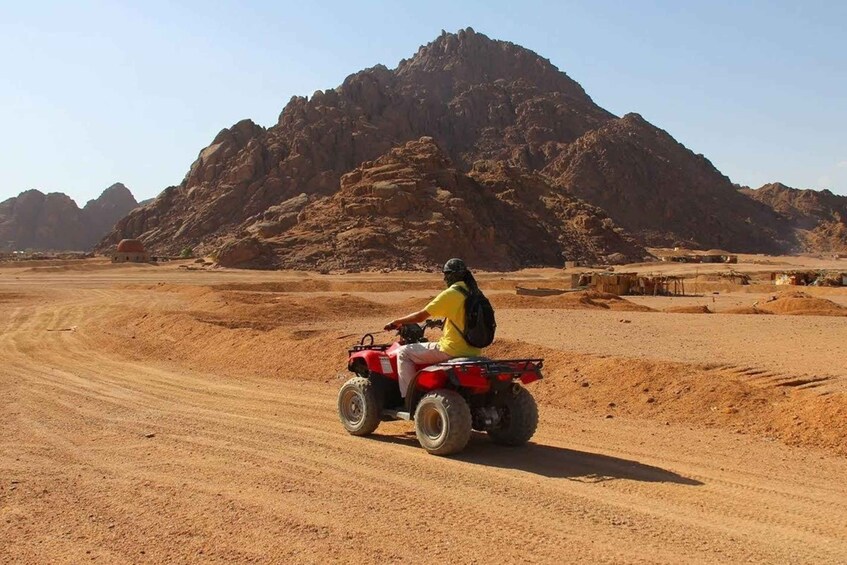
[1,257,846,563]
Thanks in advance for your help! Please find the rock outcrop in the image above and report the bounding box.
[0,184,139,251]
[742,183,847,252]
[226,137,645,270]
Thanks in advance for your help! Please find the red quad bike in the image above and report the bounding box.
[337,319,543,456]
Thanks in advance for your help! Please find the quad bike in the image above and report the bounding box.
[337,319,543,456]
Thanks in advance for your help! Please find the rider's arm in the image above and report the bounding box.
[385,309,430,330]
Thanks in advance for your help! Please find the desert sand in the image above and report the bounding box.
[1,257,846,563]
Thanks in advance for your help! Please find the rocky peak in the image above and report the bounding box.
[211,119,265,146]
[397,28,591,103]
[186,119,266,188]
[83,182,140,238]
[84,183,137,213]
[1,184,140,251]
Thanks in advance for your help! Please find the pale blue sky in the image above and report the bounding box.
[1,1,845,205]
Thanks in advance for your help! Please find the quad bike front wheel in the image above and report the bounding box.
[414,389,472,456]
[488,385,538,446]
[338,377,381,436]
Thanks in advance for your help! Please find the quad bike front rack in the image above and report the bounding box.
[349,332,390,354]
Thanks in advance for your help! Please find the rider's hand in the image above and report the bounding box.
[384,321,398,331]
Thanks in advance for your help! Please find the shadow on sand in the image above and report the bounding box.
[372,431,703,486]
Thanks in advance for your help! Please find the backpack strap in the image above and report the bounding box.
[448,319,469,343]
[451,283,469,297]
[448,283,471,343]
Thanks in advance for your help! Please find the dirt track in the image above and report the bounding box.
[2,262,847,563]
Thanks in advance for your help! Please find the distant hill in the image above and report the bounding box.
[0,183,139,251]
[742,182,847,252]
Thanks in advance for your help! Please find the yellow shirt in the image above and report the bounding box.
[424,282,482,357]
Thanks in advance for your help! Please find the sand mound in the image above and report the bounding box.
[486,339,847,456]
[756,291,847,317]
[493,290,654,312]
[206,292,396,326]
[212,280,441,293]
[724,306,774,315]
[664,305,713,314]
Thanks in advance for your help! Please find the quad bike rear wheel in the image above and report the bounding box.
[488,385,538,446]
[414,389,472,456]
[338,377,381,436]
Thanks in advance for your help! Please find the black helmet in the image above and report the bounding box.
[442,258,467,274]
[442,258,468,286]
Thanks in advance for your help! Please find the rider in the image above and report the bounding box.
[384,258,483,400]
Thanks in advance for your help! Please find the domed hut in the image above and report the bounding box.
[112,239,149,263]
[703,249,737,264]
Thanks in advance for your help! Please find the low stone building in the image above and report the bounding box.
[112,239,149,263]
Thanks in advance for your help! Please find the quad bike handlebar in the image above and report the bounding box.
[423,318,445,330]
[396,318,444,344]
[355,318,444,348]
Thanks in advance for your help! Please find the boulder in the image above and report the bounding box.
[215,237,273,268]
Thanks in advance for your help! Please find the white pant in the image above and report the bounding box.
[395,342,451,398]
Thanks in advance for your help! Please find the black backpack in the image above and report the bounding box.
[451,285,496,348]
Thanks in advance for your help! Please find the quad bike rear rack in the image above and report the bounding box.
[433,358,544,375]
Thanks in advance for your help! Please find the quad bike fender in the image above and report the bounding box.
[348,350,395,377]
[415,365,449,391]
[520,372,542,385]
[405,367,487,413]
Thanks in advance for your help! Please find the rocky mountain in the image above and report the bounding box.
[0,184,139,251]
[216,137,645,270]
[741,183,847,252]
[99,28,814,268]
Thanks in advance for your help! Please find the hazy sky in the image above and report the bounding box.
[1,1,845,206]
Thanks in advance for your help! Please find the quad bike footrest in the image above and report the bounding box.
[382,409,411,421]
